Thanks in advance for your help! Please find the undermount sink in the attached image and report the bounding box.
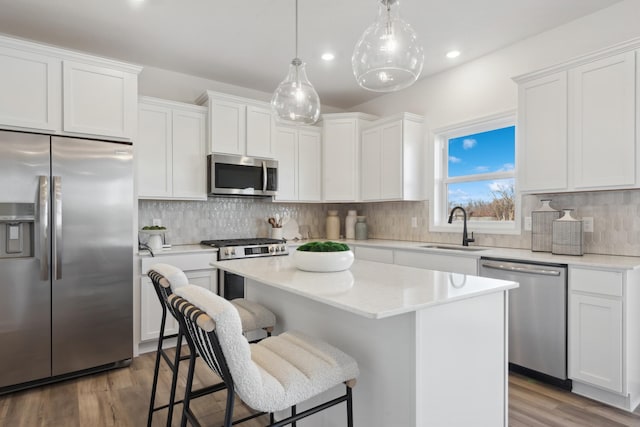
[419,244,487,252]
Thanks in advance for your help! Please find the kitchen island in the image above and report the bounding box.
[212,254,518,427]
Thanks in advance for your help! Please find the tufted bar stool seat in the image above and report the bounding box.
[171,284,359,427]
[146,263,276,427]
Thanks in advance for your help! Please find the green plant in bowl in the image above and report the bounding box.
[296,241,350,252]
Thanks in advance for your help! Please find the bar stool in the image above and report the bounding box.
[171,284,359,427]
[146,263,276,427]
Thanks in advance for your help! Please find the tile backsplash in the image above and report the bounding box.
[139,189,640,257]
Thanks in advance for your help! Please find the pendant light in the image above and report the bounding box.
[352,0,424,92]
[271,0,321,124]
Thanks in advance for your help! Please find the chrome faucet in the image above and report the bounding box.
[448,206,475,246]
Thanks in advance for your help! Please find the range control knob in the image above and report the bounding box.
[269,246,276,253]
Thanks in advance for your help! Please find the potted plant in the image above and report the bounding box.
[293,241,354,272]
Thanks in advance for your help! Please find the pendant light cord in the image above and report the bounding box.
[295,0,299,59]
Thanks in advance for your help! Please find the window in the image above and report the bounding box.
[430,111,519,234]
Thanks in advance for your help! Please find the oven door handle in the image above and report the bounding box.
[481,261,561,276]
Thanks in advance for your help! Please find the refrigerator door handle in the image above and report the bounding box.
[53,176,62,280]
[39,175,49,281]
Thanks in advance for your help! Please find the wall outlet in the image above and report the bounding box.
[524,216,532,231]
[152,218,162,227]
[411,217,418,228]
[583,217,594,233]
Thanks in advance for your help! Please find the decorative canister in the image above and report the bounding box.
[552,209,584,256]
[326,210,340,240]
[345,210,357,240]
[355,216,368,240]
[531,199,561,252]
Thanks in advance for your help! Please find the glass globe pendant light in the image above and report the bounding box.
[271,0,321,124]
[352,0,424,92]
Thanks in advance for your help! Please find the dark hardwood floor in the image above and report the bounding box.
[1,349,639,426]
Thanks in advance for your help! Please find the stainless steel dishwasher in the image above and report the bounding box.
[479,257,570,389]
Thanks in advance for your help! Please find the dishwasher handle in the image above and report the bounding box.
[481,261,561,276]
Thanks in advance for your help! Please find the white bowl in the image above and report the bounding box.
[293,250,354,272]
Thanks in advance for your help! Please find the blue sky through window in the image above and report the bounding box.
[447,126,515,205]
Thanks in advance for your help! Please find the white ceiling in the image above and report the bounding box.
[0,0,622,109]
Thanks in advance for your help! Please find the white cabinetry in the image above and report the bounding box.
[353,246,394,264]
[361,113,424,201]
[321,113,376,202]
[393,250,478,275]
[139,252,217,344]
[196,90,273,157]
[514,42,639,193]
[273,125,321,202]
[517,72,568,192]
[569,52,636,189]
[568,266,640,411]
[137,97,207,200]
[0,35,140,141]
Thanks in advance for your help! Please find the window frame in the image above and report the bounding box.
[429,110,521,235]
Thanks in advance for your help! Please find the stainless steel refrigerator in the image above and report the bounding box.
[0,130,133,391]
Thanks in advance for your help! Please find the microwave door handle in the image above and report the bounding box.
[38,175,49,280]
[262,161,267,192]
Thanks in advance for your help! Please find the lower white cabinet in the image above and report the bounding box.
[137,97,207,200]
[393,249,478,275]
[139,252,217,343]
[568,266,640,411]
[273,125,321,202]
[353,246,394,264]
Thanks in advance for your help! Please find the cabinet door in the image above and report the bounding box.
[186,270,217,293]
[361,126,382,201]
[569,293,622,392]
[172,109,207,199]
[323,120,358,201]
[394,250,478,275]
[137,103,172,198]
[518,72,568,192]
[354,246,394,264]
[570,52,636,189]
[298,129,322,201]
[0,46,61,131]
[273,126,298,201]
[210,98,245,155]
[140,277,178,341]
[63,61,136,139]
[381,122,403,199]
[246,105,273,158]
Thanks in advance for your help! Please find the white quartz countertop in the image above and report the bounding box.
[212,254,518,319]
[138,244,217,257]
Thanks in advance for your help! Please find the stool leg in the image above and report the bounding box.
[346,386,353,427]
[180,349,197,427]
[165,330,184,427]
[147,307,168,427]
[223,385,235,427]
[291,405,297,427]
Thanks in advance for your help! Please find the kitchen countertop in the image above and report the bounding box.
[211,254,518,319]
[139,239,640,270]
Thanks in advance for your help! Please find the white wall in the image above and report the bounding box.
[351,0,640,129]
[138,65,343,112]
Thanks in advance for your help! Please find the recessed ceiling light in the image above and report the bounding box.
[446,50,461,59]
[321,52,335,61]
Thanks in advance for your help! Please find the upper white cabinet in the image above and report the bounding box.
[0,35,141,141]
[138,97,207,200]
[63,61,137,139]
[361,113,424,201]
[514,42,639,193]
[517,72,568,192]
[569,52,636,189]
[321,113,376,202]
[272,124,321,202]
[0,45,61,131]
[196,90,273,157]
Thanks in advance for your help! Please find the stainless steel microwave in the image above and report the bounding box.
[207,154,278,197]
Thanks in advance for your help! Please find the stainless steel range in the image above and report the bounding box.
[201,238,288,260]
[201,238,288,299]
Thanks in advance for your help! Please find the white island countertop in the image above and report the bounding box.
[212,253,518,319]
